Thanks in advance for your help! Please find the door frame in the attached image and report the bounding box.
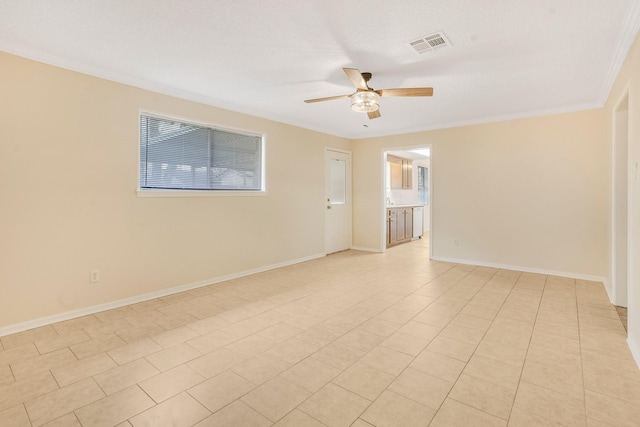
[381,145,433,258]
[324,147,352,254]
[611,90,630,307]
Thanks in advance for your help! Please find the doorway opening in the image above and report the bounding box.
[382,146,432,256]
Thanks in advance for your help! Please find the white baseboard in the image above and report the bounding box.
[628,334,640,370]
[429,255,607,283]
[0,252,325,338]
[350,246,383,253]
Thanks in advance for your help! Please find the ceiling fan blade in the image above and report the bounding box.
[377,88,433,97]
[304,94,351,103]
[343,68,369,90]
[368,110,381,119]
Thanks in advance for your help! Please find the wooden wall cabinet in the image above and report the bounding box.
[388,155,412,189]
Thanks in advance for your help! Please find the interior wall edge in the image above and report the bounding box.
[0,251,326,337]
[602,278,615,305]
[627,334,640,370]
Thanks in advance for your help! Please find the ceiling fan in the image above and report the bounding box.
[304,68,433,119]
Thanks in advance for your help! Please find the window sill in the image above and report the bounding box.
[136,189,267,198]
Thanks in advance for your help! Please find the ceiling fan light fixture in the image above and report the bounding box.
[351,91,379,113]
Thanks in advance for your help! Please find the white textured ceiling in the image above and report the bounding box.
[1,0,639,139]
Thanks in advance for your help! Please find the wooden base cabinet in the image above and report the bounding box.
[387,207,414,247]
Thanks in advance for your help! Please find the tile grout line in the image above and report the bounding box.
[287,264,462,424]
[339,262,478,425]
[420,266,501,422]
[575,278,589,426]
[22,403,34,427]
[253,260,465,424]
[442,269,530,424]
[504,272,545,425]
[379,266,482,422]
[350,265,506,423]
[173,262,448,424]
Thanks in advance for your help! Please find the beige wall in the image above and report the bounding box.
[353,110,608,278]
[604,31,640,363]
[2,29,638,360]
[0,52,349,329]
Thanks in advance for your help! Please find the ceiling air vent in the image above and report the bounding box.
[409,31,452,54]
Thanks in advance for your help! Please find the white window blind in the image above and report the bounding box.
[140,115,263,191]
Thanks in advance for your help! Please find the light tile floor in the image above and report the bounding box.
[1,238,639,426]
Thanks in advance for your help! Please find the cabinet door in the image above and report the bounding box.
[402,160,413,189]
[403,208,413,239]
[387,209,396,246]
[388,156,403,189]
[394,209,405,243]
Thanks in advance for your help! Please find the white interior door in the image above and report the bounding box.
[325,149,352,254]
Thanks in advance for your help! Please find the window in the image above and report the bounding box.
[139,114,263,191]
[329,158,346,204]
[418,166,429,205]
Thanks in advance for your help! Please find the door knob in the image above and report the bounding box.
[327,206,332,209]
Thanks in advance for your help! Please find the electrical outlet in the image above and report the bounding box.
[454,239,459,247]
[90,270,100,283]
